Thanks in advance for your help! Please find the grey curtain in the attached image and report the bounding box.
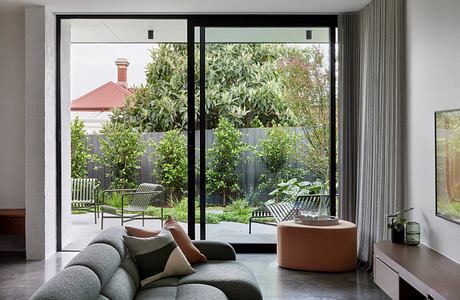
[338,13,361,223]
[338,0,405,266]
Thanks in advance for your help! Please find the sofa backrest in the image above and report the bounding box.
[31,226,138,300]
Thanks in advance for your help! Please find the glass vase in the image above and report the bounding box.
[405,222,420,246]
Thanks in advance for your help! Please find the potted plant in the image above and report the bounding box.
[387,208,414,244]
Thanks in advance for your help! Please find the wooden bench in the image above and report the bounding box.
[374,241,460,300]
[0,209,26,252]
[0,209,26,236]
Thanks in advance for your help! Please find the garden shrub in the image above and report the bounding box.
[71,117,91,178]
[153,129,187,205]
[278,49,330,182]
[220,199,254,224]
[144,198,220,224]
[207,118,249,205]
[97,122,146,189]
[257,125,300,197]
[268,178,322,203]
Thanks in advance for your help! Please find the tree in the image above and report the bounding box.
[112,44,190,132]
[111,44,294,132]
[71,117,91,178]
[257,125,301,195]
[153,129,188,204]
[277,47,330,181]
[207,118,249,205]
[96,122,146,189]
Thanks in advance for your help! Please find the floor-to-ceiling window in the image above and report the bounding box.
[58,15,337,252]
[59,18,189,250]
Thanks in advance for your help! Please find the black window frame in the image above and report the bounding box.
[56,14,338,253]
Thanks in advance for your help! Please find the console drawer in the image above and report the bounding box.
[374,256,399,300]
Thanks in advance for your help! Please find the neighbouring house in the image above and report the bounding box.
[71,58,133,133]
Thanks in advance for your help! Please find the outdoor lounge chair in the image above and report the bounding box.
[248,194,330,233]
[100,183,164,229]
[71,178,100,224]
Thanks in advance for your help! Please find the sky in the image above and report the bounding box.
[71,44,154,99]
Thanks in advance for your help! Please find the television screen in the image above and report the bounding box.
[436,109,460,224]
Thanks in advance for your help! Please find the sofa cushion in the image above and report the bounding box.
[89,226,128,258]
[66,243,121,287]
[135,284,228,300]
[126,226,160,238]
[141,276,180,290]
[164,217,208,264]
[30,266,101,300]
[178,261,263,300]
[120,257,140,288]
[192,240,236,261]
[124,229,195,287]
[100,267,137,300]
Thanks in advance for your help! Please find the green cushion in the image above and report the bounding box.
[135,284,228,300]
[178,261,262,300]
[192,241,236,260]
[30,266,101,300]
[67,243,121,287]
[120,257,140,288]
[101,267,137,300]
[89,226,128,258]
[140,276,180,290]
[100,205,118,215]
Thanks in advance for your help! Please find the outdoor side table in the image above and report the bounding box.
[277,220,357,272]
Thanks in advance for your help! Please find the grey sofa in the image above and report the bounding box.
[30,226,263,300]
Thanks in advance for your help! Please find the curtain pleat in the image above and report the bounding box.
[339,0,405,267]
[338,13,361,223]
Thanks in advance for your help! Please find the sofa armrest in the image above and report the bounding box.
[192,240,236,261]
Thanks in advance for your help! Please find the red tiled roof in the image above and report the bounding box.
[71,81,134,112]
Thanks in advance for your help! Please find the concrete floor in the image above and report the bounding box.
[65,213,276,250]
[0,252,388,300]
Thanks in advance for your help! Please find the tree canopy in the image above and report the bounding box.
[111,43,331,182]
[112,44,298,131]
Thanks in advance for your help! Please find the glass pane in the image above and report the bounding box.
[202,27,331,244]
[64,19,188,250]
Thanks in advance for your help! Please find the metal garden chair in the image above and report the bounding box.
[100,183,164,229]
[71,178,100,224]
[248,194,330,233]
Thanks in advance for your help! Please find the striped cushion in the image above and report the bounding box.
[123,229,195,287]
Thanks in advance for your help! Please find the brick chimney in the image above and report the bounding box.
[115,58,129,88]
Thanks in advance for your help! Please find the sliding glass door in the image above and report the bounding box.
[191,23,337,247]
[58,15,336,251]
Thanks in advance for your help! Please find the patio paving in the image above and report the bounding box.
[64,213,276,250]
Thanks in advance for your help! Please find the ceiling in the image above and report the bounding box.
[69,19,331,43]
[0,0,370,14]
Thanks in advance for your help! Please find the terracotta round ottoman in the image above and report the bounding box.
[277,220,357,272]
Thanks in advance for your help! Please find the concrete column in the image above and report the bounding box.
[25,6,56,260]
[60,19,72,249]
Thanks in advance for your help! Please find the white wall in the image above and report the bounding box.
[0,10,26,251]
[0,11,25,209]
[407,0,460,263]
